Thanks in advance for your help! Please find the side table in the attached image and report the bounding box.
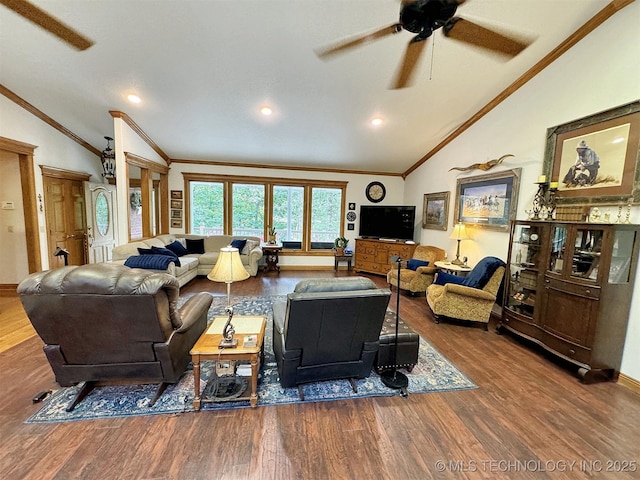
[190,315,266,410]
[261,244,282,273]
[334,253,353,271]
[434,261,472,276]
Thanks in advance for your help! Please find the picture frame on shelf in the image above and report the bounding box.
[454,168,521,231]
[171,209,182,219]
[170,190,183,200]
[543,100,640,206]
[170,199,183,209]
[422,191,450,231]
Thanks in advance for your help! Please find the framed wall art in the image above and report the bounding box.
[170,190,183,200]
[422,191,450,230]
[454,168,521,231]
[170,199,183,209]
[171,219,183,228]
[171,209,182,219]
[542,100,640,205]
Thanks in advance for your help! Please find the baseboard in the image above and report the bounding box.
[0,284,18,297]
[617,373,640,395]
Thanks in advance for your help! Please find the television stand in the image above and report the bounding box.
[354,238,418,276]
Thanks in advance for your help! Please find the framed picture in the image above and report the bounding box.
[171,209,182,219]
[170,190,183,200]
[422,191,450,230]
[348,202,356,211]
[170,199,183,209]
[454,168,521,231]
[171,219,182,229]
[347,223,355,231]
[543,100,640,205]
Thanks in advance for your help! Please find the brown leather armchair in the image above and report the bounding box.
[18,263,212,411]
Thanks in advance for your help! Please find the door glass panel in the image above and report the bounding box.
[571,227,603,281]
[506,223,543,319]
[609,230,635,283]
[95,192,109,236]
[549,225,567,274]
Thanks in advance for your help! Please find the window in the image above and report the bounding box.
[310,187,342,249]
[273,185,304,250]
[184,173,346,253]
[232,183,264,237]
[190,181,224,235]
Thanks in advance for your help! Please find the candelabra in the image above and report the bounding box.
[531,177,559,220]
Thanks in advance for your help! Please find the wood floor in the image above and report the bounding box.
[1,271,639,479]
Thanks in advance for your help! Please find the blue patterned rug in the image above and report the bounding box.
[25,295,476,423]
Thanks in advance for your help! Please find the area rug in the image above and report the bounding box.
[25,295,476,423]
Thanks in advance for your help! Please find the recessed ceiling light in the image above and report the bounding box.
[371,117,383,126]
[260,106,273,116]
[127,94,141,104]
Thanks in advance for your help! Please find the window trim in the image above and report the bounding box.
[183,172,347,254]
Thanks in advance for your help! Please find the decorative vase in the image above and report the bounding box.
[336,247,344,255]
[268,235,276,244]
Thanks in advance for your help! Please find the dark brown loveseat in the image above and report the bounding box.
[18,263,212,411]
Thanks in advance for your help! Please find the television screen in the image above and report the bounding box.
[359,205,416,240]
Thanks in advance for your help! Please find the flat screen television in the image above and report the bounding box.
[359,205,416,241]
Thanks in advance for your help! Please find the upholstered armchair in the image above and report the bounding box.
[387,245,446,295]
[426,256,505,329]
[18,263,213,411]
[272,277,391,399]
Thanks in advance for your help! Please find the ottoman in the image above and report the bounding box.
[375,310,420,373]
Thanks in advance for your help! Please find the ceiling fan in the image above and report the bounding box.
[316,0,534,89]
[0,0,94,50]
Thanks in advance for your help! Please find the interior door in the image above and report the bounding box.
[85,182,118,263]
[44,176,88,268]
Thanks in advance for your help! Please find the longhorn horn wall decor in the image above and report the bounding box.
[449,154,514,172]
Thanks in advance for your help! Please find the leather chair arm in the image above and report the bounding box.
[176,292,213,333]
[443,283,496,301]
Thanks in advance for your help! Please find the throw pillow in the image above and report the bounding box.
[165,240,189,257]
[185,238,205,254]
[230,239,247,252]
[137,247,154,255]
[151,246,181,267]
[406,258,429,271]
[241,239,260,255]
[124,254,175,270]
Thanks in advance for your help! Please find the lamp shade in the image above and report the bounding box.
[207,247,250,283]
[449,223,469,241]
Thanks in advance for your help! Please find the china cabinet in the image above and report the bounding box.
[500,220,640,383]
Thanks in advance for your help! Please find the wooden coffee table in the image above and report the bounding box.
[190,315,266,410]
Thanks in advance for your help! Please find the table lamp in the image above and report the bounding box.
[207,246,250,348]
[449,222,469,266]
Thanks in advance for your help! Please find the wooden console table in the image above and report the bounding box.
[354,238,417,276]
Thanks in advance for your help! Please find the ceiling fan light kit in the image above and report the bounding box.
[317,0,534,89]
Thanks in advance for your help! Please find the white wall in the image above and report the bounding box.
[404,4,640,380]
[0,95,103,277]
[168,162,406,268]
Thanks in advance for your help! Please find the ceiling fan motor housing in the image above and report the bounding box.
[400,0,459,35]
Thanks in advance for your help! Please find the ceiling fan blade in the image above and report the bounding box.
[316,24,401,59]
[390,37,427,89]
[443,17,531,57]
[0,0,94,50]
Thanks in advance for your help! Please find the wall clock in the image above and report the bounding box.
[346,211,357,222]
[365,181,386,203]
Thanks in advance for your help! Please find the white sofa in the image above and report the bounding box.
[111,234,263,287]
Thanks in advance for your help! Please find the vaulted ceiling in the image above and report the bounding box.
[0,0,626,175]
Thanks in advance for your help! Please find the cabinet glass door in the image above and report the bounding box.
[571,227,603,282]
[609,230,636,283]
[549,225,568,275]
[506,223,543,319]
